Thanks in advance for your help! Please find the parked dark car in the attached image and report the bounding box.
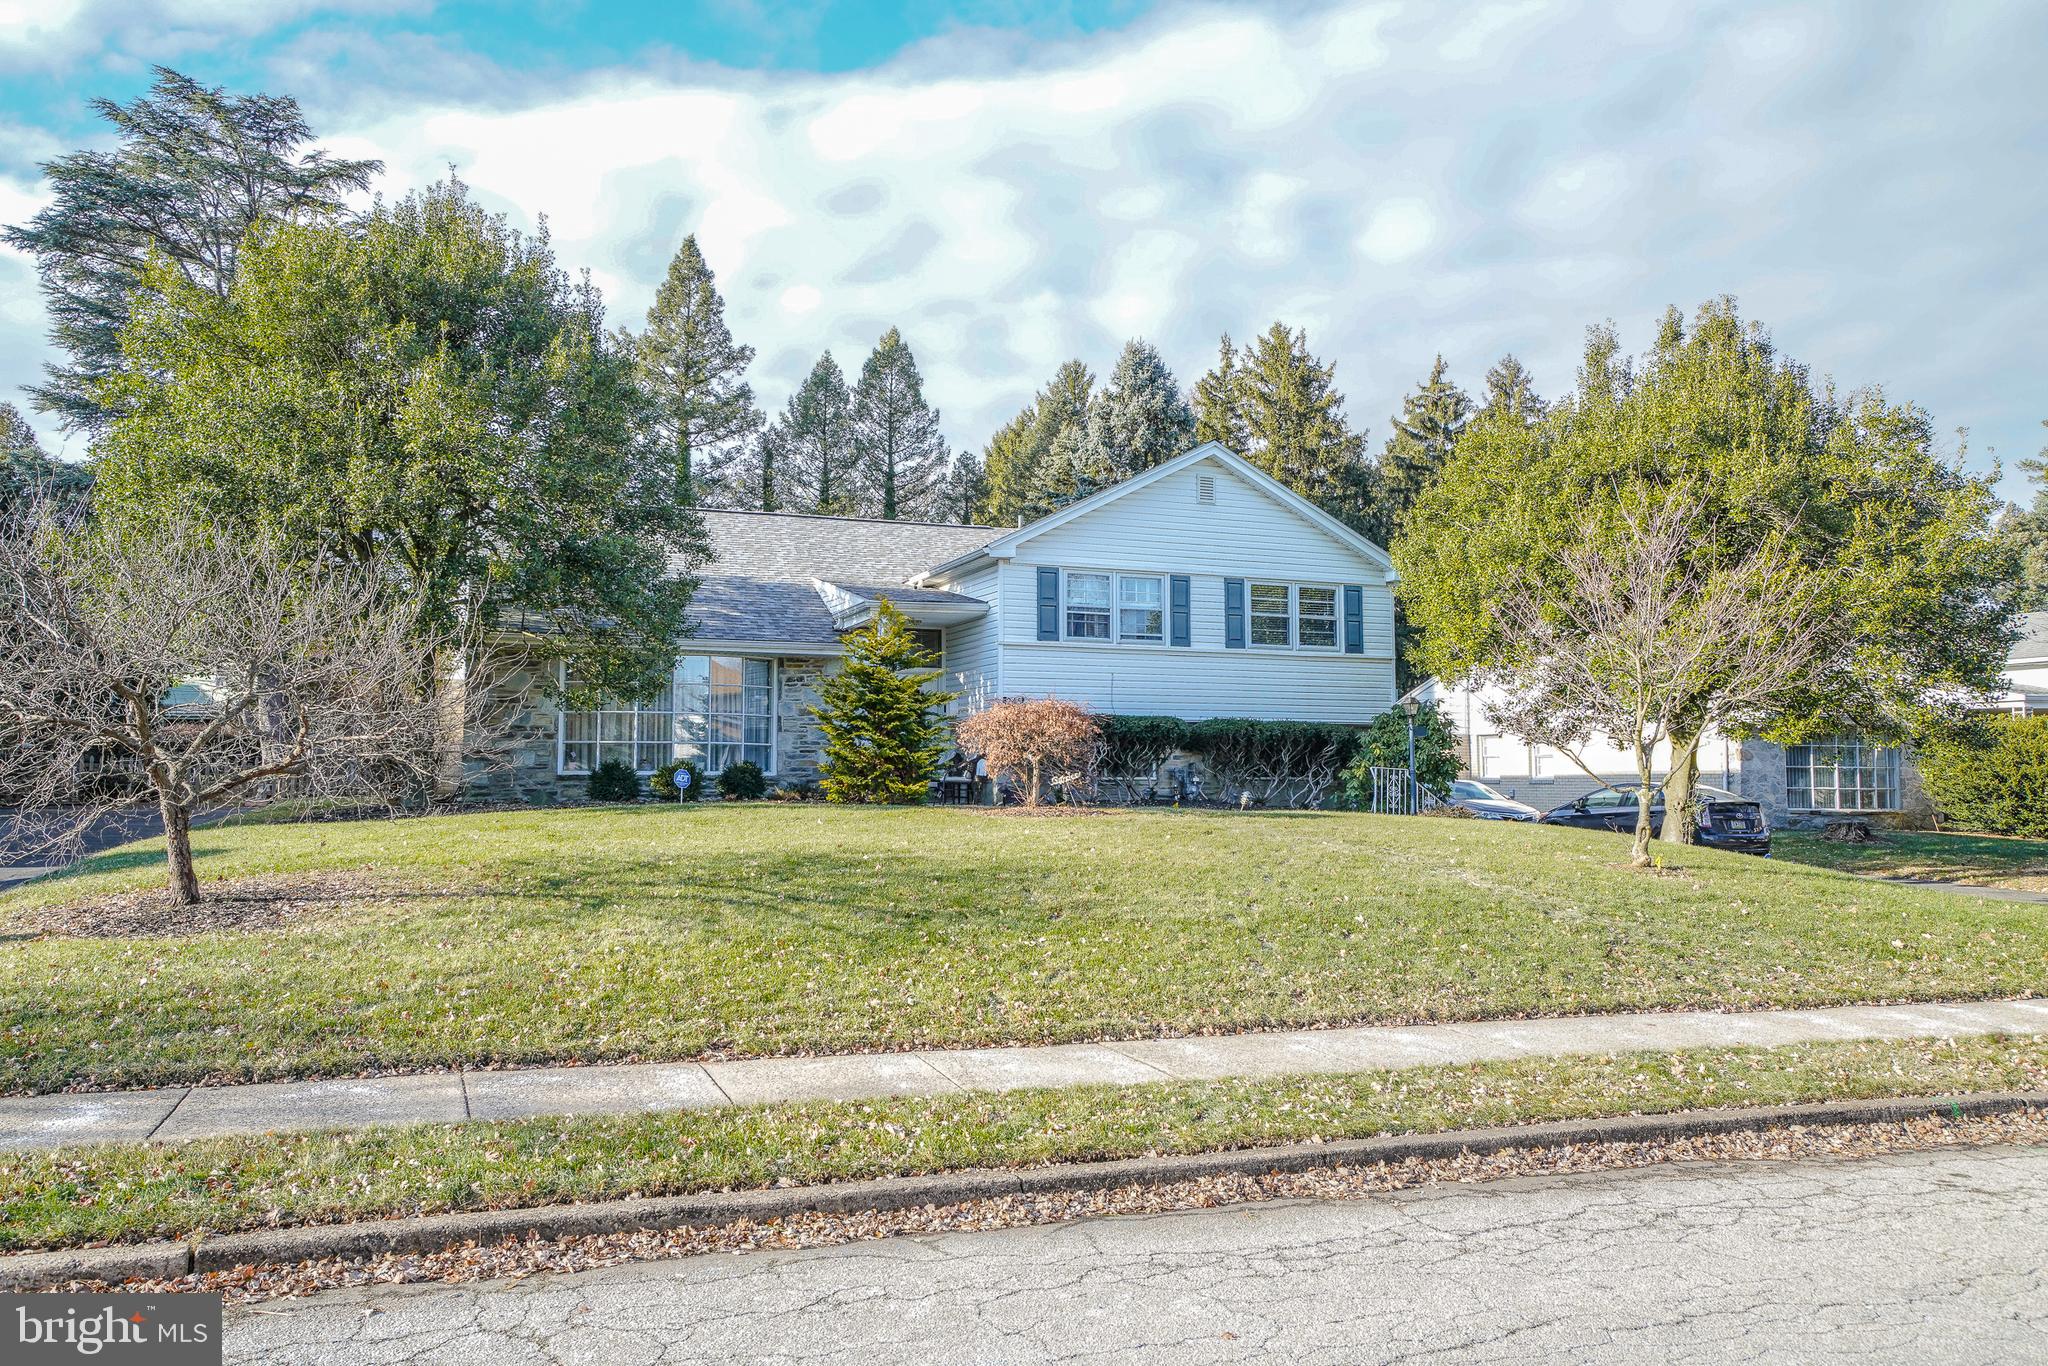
[1538,784,1771,855]
[1446,779,1541,821]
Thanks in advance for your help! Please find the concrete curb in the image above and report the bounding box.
[4,1088,2043,1292]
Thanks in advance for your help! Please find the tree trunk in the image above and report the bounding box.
[1630,744,1657,868]
[160,796,200,906]
[1659,729,1703,847]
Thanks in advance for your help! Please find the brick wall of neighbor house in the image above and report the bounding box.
[461,650,839,803]
[1736,739,1936,830]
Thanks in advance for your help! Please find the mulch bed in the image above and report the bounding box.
[6,872,435,941]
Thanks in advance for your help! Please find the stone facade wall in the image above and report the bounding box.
[1735,738,1935,830]
[461,648,839,804]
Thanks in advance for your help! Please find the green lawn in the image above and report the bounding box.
[1775,830,2048,892]
[2,1034,2041,1252]
[3,805,2045,1095]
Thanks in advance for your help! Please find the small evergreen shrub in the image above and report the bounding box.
[650,759,702,802]
[1919,715,2048,838]
[809,600,958,803]
[715,760,767,800]
[587,758,640,803]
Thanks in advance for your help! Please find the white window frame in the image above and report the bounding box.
[556,656,779,778]
[1247,580,1293,648]
[555,666,676,777]
[1059,568,1169,645]
[1063,571,1112,640]
[1245,580,1342,652]
[1786,737,1900,812]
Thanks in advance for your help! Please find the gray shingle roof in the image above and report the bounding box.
[693,511,996,582]
[685,511,999,645]
[2012,611,2048,661]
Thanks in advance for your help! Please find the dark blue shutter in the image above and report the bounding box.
[1169,575,1191,647]
[1036,567,1060,640]
[1223,578,1246,649]
[1343,585,1364,654]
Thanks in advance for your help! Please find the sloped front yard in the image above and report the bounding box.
[3,805,2045,1094]
[1774,830,2048,893]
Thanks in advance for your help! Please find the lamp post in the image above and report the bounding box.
[1401,697,1419,814]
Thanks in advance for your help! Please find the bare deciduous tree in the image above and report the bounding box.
[1486,487,1829,867]
[0,504,507,906]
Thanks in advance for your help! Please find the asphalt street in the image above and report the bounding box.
[222,1141,2048,1364]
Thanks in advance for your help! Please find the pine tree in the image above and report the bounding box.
[3,67,380,432]
[978,409,1035,525]
[1993,424,2048,613]
[630,234,762,504]
[1192,333,1249,453]
[770,353,855,515]
[1076,338,1194,484]
[945,451,988,524]
[809,600,959,803]
[0,402,91,512]
[999,358,1097,524]
[1030,416,1101,513]
[850,328,949,519]
[1479,353,1547,424]
[1378,354,1472,538]
[1235,322,1369,520]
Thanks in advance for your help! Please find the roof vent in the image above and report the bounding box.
[1197,474,1216,505]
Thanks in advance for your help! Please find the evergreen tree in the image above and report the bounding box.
[809,600,959,803]
[1014,359,1096,518]
[946,450,988,524]
[1030,415,1101,513]
[1192,333,1249,453]
[978,408,1035,525]
[1480,353,1547,424]
[629,234,762,504]
[1378,354,1473,538]
[770,353,855,515]
[1076,338,1194,484]
[0,402,91,512]
[849,328,949,519]
[3,67,380,432]
[1992,423,2048,612]
[1235,322,1369,521]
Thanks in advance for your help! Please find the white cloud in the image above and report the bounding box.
[1356,199,1436,265]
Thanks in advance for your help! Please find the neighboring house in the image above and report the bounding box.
[1419,612,2048,829]
[474,443,1400,801]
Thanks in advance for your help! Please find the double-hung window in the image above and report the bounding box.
[1065,573,1112,639]
[1247,582,1340,650]
[1297,586,1338,648]
[1249,582,1292,646]
[558,669,675,775]
[1117,575,1165,642]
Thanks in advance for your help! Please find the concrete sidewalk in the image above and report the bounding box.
[2,997,2043,1151]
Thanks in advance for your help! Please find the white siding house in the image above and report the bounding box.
[474,443,1400,802]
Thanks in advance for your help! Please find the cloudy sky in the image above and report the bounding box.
[1,0,2042,505]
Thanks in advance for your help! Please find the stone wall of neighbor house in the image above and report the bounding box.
[459,649,840,804]
[1736,739,1936,830]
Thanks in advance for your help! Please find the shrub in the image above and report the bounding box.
[1918,715,2048,838]
[587,758,640,802]
[958,698,1101,806]
[809,600,958,803]
[649,758,702,802]
[1097,715,1189,799]
[769,781,822,802]
[1340,701,1462,809]
[1185,718,1360,808]
[715,760,767,800]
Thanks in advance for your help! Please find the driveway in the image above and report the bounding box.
[223,1142,2048,1364]
[0,805,165,889]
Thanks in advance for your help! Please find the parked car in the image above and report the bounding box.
[1445,779,1541,821]
[1538,784,1771,855]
